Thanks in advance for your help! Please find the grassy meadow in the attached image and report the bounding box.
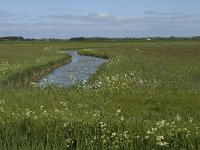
[0,40,200,149]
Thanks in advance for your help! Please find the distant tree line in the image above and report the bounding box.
[68,37,112,41]
[1,36,200,41]
[0,36,26,41]
[68,36,200,41]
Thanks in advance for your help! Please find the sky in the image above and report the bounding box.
[0,0,200,38]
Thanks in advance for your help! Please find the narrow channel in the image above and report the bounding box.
[38,50,107,87]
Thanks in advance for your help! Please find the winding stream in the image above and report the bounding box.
[38,50,107,87]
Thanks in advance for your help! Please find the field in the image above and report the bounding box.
[0,40,200,149]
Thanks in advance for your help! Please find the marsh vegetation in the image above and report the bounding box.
[0,40,200,149]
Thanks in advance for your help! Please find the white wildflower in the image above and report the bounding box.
[189,117,193,123]
[175,114,181,122]
[145,135,149,139]
[115,109,121,115]
[157,120,166,128]
[111,132,117,137]
[157,141,168,146]
[156,136,164,142]
[120,115,125,122]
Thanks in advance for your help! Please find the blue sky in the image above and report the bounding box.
[0,0,200,38]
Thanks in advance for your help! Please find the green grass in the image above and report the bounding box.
[0,40,200,149]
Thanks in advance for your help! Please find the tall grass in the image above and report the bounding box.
[0,43,72,87]
[0,40,200,149]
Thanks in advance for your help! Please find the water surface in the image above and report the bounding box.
[38,50,107,87]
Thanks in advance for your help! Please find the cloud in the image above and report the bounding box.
[48,8,83,14]
[47,13,116,23]
[0,10,32,21]
[65,8,83,13]
[0,10,15,17]
[96,13,113,18]
[44,12,199,26]
[145,10,182,16]
[1,12,200,38]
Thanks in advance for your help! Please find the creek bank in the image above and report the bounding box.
[38,50,107,87]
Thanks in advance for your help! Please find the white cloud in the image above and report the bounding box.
[1,12,200,38]
[96,13,113,18]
